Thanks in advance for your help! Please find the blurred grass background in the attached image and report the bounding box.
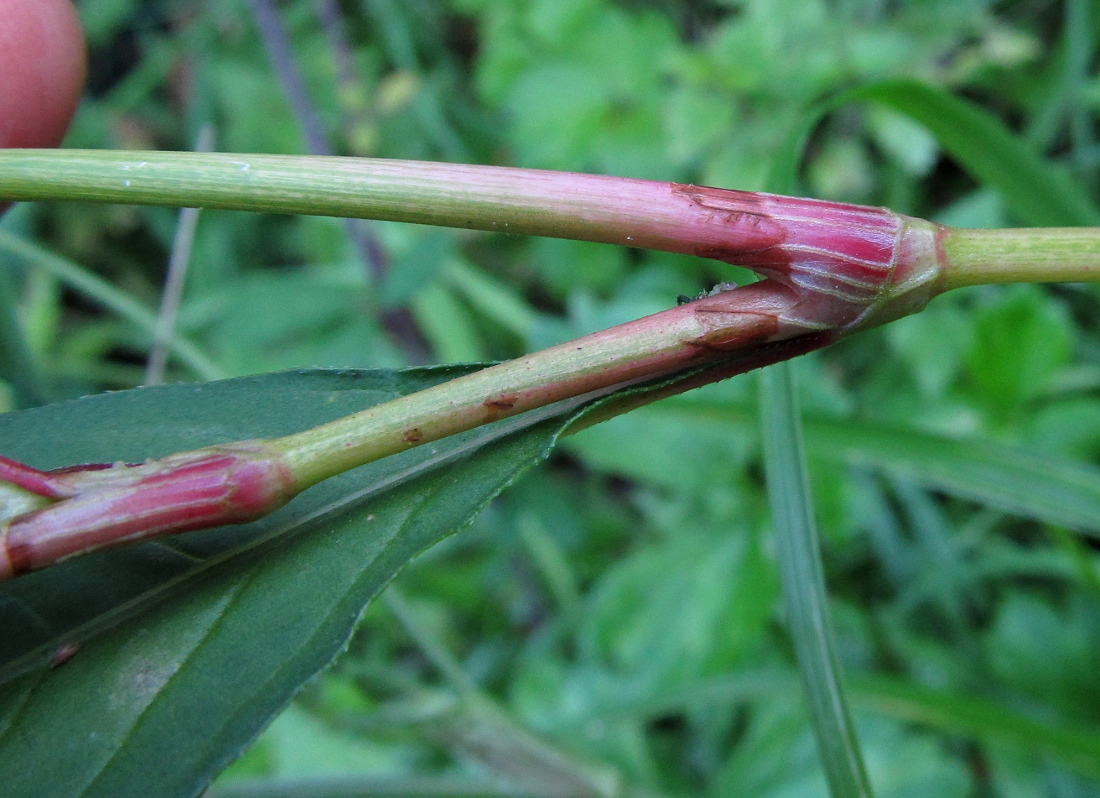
[4,0,1100,795]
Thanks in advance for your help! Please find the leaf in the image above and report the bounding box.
[844,80,1100,227]
[759,362,874,798]
[0,367,581,798]
[771,79,1100,228]
[559,668,1100,781]
[803,417,1100,539]
[850,676,1100,780]
[964,284,1074,421]
[634,395,1100,539]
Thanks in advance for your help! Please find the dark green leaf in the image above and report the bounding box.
[0,367,580,798]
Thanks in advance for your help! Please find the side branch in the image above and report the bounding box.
[0,280,821,578]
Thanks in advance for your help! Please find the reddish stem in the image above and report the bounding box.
[0,443,294,578]
[0,454,76,499]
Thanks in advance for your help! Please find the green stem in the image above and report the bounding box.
[0,149,737,256]
[941,227,1100,289]
[7,151,1100,294]
[273,281,799,489]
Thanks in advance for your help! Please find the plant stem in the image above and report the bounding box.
[6,151,1100,292]
[0,150,911,274]
[0,152,957,574]
[0,280,815,577]
[273,280,803,488]
[940,227,1100,288]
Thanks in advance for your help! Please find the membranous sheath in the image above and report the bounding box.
[0,444,294,578]
[674,185,946,333]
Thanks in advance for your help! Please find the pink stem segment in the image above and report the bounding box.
[676,188,944,330]
[0,443,295,578]
[0,455,77,499]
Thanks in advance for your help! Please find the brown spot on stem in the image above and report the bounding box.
[402,428,425,444]
[483,394,519,421]
[51,462,119,474]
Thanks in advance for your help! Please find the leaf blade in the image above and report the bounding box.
[845,79,1100,227]
[644,396,1100,538]
[0,367,580,798]
[759,363,874,798]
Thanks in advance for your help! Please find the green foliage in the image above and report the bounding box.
[2,1,1099,796]
[846,80,1100,227]
[760,362,873,798]
[0,368,579,798]
[966,284,1076,424]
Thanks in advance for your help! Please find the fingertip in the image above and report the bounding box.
[0,0,85,149]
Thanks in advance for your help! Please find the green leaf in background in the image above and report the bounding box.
[759,363,874,798]
[0,367,582,798]
[804,417,1100,540]
[566,666,1100,783]
[964,284,1075,423]
[5,4,1100,795]
[844,79,1100,227]
[592,395,1100,540]
[851,675,1100,781]
[772,78,1100,229]
[0,231,223,381]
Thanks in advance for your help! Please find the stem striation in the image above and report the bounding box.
[0,150,947,293]
[941,227,1100,288]
[3,150,1100,288]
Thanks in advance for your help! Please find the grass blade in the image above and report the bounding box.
[0,230,223,381]
[845,80,1100,227]
[647,397,1100,539]
[805,417,1100,539]
[851,676,1100,780]
[759,362,874,798]
[0,209,49,406]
